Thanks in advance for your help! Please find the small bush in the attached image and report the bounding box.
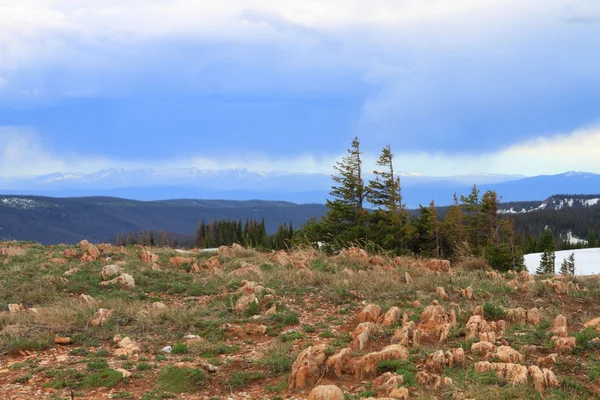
[171,343,189,355]
[82,369,123,388]
[227,371,266,388]
[256,342,295,374]
[482,302,506,320]
[158,367,205,393]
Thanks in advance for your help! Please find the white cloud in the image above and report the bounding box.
[1,124,600,178]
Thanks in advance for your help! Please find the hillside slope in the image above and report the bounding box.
[0,195,327,244]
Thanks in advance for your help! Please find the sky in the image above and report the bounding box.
[1,0,600,177]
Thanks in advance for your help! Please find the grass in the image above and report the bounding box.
[157,367,205,393]
[227,371,266,388]
[377,360,417,387]
[256,342,296,375]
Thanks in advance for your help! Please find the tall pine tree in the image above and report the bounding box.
[322,137,366,246]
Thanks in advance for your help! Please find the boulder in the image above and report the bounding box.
[100,273,135,288]
[352,322,382,350]
[426,350,447,373]
[115,368,132,379]
[234,294,259,313]
[325,348,353,378]
[424,259,451,273]
[417,301,456,342]
[416,371,453,390]
[436,287,449,300]
[526,308,541,325]
[373,373,407,398]
[583,317,600,332]
[461,287,474,299]
[169,257,195,266]
[100,264,122,280]
[380,306,402,327]
[288,344,327,390]
[307,385,344,400]
[54,337,72,345]
[506,308,527,324]
[528,365,559,392]
[91,308,113,327]
[80,294,97,306]
[114,336,141,357]
[357,304,383,323]
[552,336,576,354]
[493,346,524,363]
[553,314,568,337]
[391,321,421,348]
[140,250,159,264]
[536,353,557,369]
[355,345,409,379]
[474,362,528,384]
[471,341,496,355]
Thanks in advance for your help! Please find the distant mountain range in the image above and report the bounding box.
[0,196,327,244]
[2,168,600,207]
[1,192,599,245]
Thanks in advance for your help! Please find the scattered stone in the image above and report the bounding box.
[234,294,259,313]
[100,264,121,280]
[352,322,382,350]
[325,348,353,378]
[355,345,410,379]
[114,336,141,357]
[391,321,421,347]
[50,258,69,264]
[436,286,449,300]
[493,346,524,364]
[169,256,195,266]
[424,259,451,273]
[416,371,453,390]
[115,368,132,379]
[552,336,576,354]
[528,365,559,392]
[471,341,496,355]
[63,267,79,276]
[357,304,383,323]
[307,385,344,400]
[100,273,135,288]
[373,372,408,399]
[461,287,473,299]
[160,346,173,353]
[536,353,557,368]
[288,344,327,389]
[54,337,72,345]
[91,308,113,327]
[475,361,528,384]
[80,294,97,306]
[381,306,402,327]
[140,250,159,264]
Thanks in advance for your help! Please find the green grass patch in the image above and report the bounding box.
[157,367,205,393]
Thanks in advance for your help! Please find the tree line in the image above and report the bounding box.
[292,137,524,271]
[195,218,294,251]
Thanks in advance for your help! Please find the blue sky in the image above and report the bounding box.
[1,0,600,177]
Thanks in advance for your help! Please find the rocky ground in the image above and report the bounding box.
[1,242,600,399]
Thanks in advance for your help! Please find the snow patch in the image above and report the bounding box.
[0,197,50,209]
[525,248,600,276]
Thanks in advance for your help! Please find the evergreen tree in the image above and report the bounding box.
[588,228,597,248]
[366,144,409,252]
[322,136,366,246]
[460,185,483,255]
[536,228,556,274]
[149,231,155,247]
[560,258,569,276]
[567,252,575,275]
[442,193,465,259]
[411,202,438,257]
